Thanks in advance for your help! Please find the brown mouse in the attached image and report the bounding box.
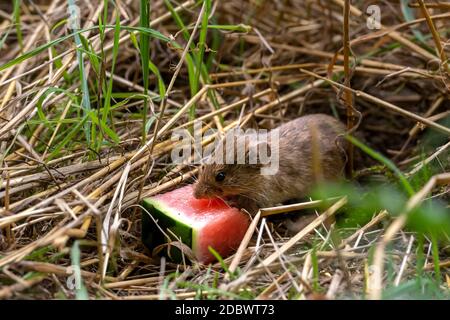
[193,114,348,216]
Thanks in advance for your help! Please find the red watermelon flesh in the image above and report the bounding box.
[142,184,250,264]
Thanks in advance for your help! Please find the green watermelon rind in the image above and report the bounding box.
[141,197,200,260]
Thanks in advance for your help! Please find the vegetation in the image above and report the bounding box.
[0,0,449,300]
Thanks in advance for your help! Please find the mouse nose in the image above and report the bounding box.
[193,184,205,199]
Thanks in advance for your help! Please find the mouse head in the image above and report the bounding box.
[193,131,275,200]
[193,163,262,200]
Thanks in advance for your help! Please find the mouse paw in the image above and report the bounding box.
[285,214,317,234]
[227,196,259,216]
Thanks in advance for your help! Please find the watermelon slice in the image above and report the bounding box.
[141,184,250,264]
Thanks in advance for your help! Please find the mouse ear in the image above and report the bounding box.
[243,133,274,167]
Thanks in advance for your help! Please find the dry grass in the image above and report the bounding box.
[0,0,449,300]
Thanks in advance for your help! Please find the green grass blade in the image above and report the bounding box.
[346,135,415,196]
[430,233,441,283]
[70,241,89,300]
[68,0,91,144]
[102,11,121,125]
[13,0,23,50]
[36,87,78,127]
[208,246,236,279]
[311,247,320,292]
[400,0,428,46]
[47,115,88,161]
[191,0,211,120]
[148,59,166,100]
[139,0,151,143]
[207,24,252,32]
[88,111,120,144]
[0,26,170,73]
[0,27,11,51]
[163,0,192,44]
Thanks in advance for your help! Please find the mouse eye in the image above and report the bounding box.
[215,172,226,182]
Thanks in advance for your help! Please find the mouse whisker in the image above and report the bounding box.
[216,195,232,209]
[232,185,270,203]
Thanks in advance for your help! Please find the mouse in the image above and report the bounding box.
[193,113,348,217]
